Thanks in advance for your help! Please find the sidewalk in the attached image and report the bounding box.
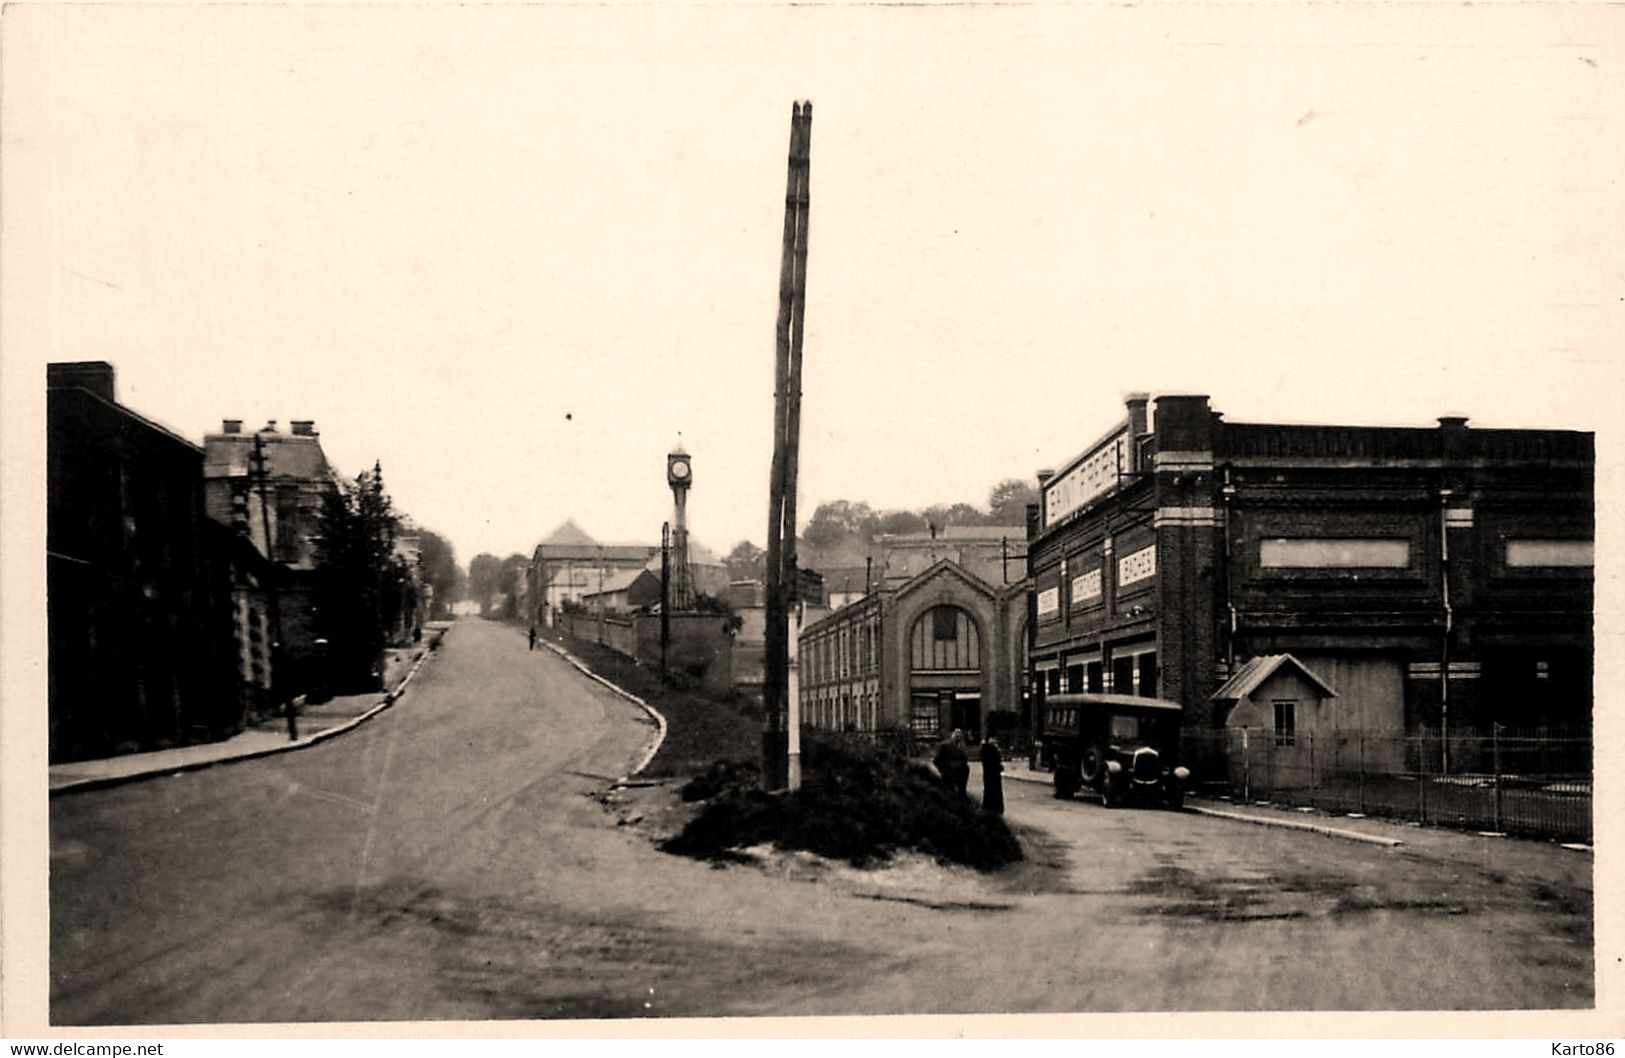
[1000,758,1593,855]
[48,622,452,795]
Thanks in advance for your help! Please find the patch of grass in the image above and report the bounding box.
[662,736,1024,872]
[542,628,761,777]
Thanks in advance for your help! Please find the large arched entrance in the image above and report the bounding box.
[907,604,985,740]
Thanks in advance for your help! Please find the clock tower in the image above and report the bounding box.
[667,442,695,610]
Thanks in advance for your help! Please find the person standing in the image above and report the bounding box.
[528,625,538,651]
[934,729,970,797]
[979,735,1005,814]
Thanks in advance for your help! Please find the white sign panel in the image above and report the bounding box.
[1044,429,1128,527]
[1117,545,1156,587]
[1036,586,1060,617]
[1071,568,1102,604]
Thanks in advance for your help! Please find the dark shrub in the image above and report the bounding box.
[661,735,1022,871]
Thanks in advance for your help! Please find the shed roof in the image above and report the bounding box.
[1211,654,1338,702]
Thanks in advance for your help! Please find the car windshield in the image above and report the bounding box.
[1109,714,1140,739]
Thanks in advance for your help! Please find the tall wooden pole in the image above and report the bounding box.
[764,101,811,791]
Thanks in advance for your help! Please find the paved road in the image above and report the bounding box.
[50,618,657,1024]
[51,619,1592,1023]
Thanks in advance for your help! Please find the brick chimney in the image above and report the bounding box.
[222,419,243,434]
[290,420,317,437]
[47,362,116,403]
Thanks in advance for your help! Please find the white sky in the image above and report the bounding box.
[5,3,1622,567]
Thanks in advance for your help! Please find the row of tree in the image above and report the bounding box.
[310,463,466,690]
[466,551,531,619]
[724,477,1039,580]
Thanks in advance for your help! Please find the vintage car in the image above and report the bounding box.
[1041,692,1189,808]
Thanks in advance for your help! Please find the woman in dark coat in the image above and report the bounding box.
[979,736,1005,814]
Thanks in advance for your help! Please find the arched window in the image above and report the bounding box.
[909,605,981,672]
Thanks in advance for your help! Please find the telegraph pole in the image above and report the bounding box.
[764,100,812,791]
[251,432,293,739]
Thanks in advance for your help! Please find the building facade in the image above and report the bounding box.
[798,559,1028,743]
[47,363,246,761]
[201,417,338,693]
[1027,393,1594,771]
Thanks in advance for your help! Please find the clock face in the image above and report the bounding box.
[670,459,690,480]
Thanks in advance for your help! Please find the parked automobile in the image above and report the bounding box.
[1042,692,1189,808]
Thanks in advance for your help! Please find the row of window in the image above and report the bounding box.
[802,611,881,685]
[803,686,878,732]
[1040,649,1159,698]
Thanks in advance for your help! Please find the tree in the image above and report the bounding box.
[467,553,504,617]
[312,462,402,692]
[724,540,767,582]
[802,500,877,549]
[923,502,988,532]
[417,529,462,618]
[499,553,529,619]
[988,478,1040,525]
[874,509,929,536]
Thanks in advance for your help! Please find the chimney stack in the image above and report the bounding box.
[47,362,116,403]
[290,420,317,437]
[222,419,243,434]
[261,420,279,433]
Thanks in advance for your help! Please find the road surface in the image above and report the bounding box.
[50,618,1592,1023]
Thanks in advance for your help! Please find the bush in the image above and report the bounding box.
[662,736,1023,871]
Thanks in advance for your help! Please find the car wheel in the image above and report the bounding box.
[1165,782,1184,810]
[1053,768,1079,800]
[1079,744,1106,787]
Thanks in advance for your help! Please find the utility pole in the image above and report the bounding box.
[251,432,293,739]
[764,100,812,791]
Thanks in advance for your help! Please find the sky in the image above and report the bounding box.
[6,2,1622,570]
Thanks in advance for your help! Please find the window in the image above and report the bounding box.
[1273,700,1297,746]
[1087,661,1104,693]
[1138,652,1158,698]
[1112,656,1135,695]
[911,695,939,738]
[1066,665,1084,693]
[933,605,958,641]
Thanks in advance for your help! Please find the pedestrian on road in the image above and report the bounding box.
[979,735,1004,814]
[934,729,970,797]
[528,625,538,651]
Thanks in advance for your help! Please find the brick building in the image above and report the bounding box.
[47,363,248,761]
[798,559,1028,743]
[202,418,337,694]
[1026,393,1593,772]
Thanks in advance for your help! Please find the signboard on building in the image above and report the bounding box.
[1043,426,1129,527]
[1118,545,1156,587]
[1070,568,1102,604]
[1036,586,1060,617]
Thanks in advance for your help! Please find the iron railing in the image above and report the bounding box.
[1188,726,1592,843]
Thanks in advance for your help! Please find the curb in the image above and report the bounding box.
[536,639,668,780]
[49,629,447,796]
[1185,804,1405,847]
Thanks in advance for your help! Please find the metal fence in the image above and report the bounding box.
[1188,726,1592,843]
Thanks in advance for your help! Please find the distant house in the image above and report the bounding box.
[581,568,662,613]
[528,518,729,625]
[201,416,339,696]
[47,362,247,761]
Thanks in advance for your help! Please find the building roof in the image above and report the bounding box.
[882,525,1026,544]
[1211,654,1339,702]
[202,431,333,481]
[583,568,657,597]
[540,519,597,547]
